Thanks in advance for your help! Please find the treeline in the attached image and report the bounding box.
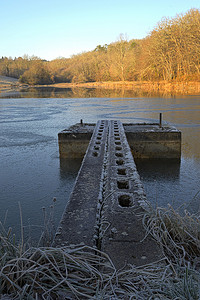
[0,8,199,85]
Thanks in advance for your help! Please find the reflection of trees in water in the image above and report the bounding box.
[14,87,196,99]
[1,85,200,99]
[19,87,74,98]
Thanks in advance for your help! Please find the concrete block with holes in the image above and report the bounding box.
[100,121,163,268]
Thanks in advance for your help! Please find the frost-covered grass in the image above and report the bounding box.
[0,76,18,84]
[0,205,199,299]
[0,76,19,95]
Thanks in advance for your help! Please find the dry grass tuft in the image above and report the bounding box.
[0,205,199,299]
[143,204,200,268]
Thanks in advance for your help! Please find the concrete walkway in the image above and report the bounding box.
[55,120,163,268]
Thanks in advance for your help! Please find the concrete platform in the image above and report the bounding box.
[58,122,181,159]
[55,121,163,268]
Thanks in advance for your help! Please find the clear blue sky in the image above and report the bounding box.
[0,0,199,61]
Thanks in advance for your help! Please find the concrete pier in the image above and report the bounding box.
[100,121,162,268]
[55,121,109,247]
[58,122,181,159]
[55,120,163,268]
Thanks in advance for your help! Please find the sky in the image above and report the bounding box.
[0,0,199,61]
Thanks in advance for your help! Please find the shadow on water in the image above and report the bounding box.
[135,158,183,210]
[59,158,82,180]
[135,158,181,182]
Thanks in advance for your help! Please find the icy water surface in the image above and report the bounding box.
[0,92,200,238]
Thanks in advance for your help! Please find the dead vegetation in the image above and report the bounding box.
[0,204,199,299]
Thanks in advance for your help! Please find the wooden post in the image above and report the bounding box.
[159,113,162,128]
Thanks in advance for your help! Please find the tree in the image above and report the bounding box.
[107,35,137,81]
[142,8,200,81]
[19,61,53,85]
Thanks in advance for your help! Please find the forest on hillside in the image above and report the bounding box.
[0,9,199,85]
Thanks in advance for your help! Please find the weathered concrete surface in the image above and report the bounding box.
[58,123,94,158]
[125,124,181,159]
[58,122,181,159]
[100,121,162,268]
[55,121,163,268]
[55,121,108,246]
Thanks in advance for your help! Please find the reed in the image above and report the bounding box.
[50,80,200,97]
[143,204,200,267]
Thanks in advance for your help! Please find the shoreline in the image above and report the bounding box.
[40,80,200,96]
[1,77,200,96]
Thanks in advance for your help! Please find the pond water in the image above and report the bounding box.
[0,87,200,239]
